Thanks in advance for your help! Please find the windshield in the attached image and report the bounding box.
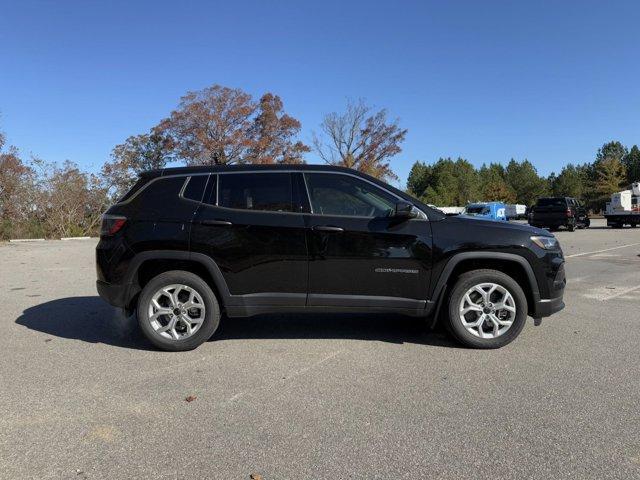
[465,205,489,215]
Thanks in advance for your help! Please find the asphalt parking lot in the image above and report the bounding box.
[1,218,639,479]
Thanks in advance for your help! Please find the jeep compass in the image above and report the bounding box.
[96,165,565,351]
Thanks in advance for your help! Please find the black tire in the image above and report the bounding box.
[566,222,575,232]
[584,218,590,228]
[446,269,528,349]
[137,270,220,351]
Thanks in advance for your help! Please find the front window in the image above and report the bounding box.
[304,173,396,217]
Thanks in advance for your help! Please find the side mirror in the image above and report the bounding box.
[393,201,417,219]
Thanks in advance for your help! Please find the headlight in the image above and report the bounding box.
[530,235,559,250]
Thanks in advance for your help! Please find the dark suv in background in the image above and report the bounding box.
[97,165,565,351]
[528,197,590,231]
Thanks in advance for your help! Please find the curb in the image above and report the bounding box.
[9,238,46,243]
[61,236,92,241]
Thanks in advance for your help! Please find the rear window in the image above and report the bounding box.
[536,198,566,207]
[218,173,294,212]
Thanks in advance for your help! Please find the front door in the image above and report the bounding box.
[190,172,308,307]
[302,172,432,310]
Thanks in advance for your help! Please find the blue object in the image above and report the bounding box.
[463,202,507,221]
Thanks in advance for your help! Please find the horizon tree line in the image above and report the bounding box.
[1,82,640,239]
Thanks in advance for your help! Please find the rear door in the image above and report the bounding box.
[302,171,432,310]
[190,172,308,306]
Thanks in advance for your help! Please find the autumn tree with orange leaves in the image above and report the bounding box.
[313,99,407,180]
[157,85,309,166]
[247,93,310,164]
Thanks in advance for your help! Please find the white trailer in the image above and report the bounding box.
[604,182,640,228]
[436,206,465,216]
[505,204,527,220]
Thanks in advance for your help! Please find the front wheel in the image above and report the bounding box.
[446,269,528,349]
[137,270,220,351]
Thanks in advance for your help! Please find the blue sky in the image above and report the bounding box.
[1,0,639,187]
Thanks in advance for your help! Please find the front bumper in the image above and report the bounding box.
[532,295,565,318]
[531,256,565,319]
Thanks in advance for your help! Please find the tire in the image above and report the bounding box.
[584,218,590,228]
[446,269,528,349]
[137,270,220,351]
[566,222,575,232]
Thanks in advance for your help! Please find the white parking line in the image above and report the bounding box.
[565,242,640,258]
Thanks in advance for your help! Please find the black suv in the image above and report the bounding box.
[97,165,565,351]
[528,197,590,231]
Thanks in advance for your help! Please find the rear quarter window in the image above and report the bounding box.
[181,175,209,202]
[117,177,149,203]
[132,176,189,219]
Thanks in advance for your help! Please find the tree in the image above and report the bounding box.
[38,160,108,238]
[550,163,588,198]
[101,130,174,199]
[0,146,37,238]
[313,99,407,180]
[407,161,433,198]
[406,157,478,206]
[112,130,173,172]
[246,93,310,164]
[623,145,640,184]
[158,85,257,165]
[596,141,627,164]
[478,163,515,203]
[595,157,626,199]
[504,159,548,206]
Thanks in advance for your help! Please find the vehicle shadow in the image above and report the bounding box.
[213,312,459,348]
[15,296,153,350]
[15,296,460,349]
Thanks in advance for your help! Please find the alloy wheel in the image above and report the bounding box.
[147,284,206,340]
[458,282,516,339]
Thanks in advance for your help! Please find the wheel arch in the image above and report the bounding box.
[431,252,540,317]
[124,251,231,311]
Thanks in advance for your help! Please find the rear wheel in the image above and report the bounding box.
[446,269,528,349]
[566,222,575,232]
[137,270,220,351]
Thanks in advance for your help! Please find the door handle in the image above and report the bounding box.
[312,225,344,233]
[200,219,233,226]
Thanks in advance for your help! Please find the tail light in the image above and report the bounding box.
[101,215,127,236]
[566,208,573,217]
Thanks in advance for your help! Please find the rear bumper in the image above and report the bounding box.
[529,221,570,228]
[96,280,133,308]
